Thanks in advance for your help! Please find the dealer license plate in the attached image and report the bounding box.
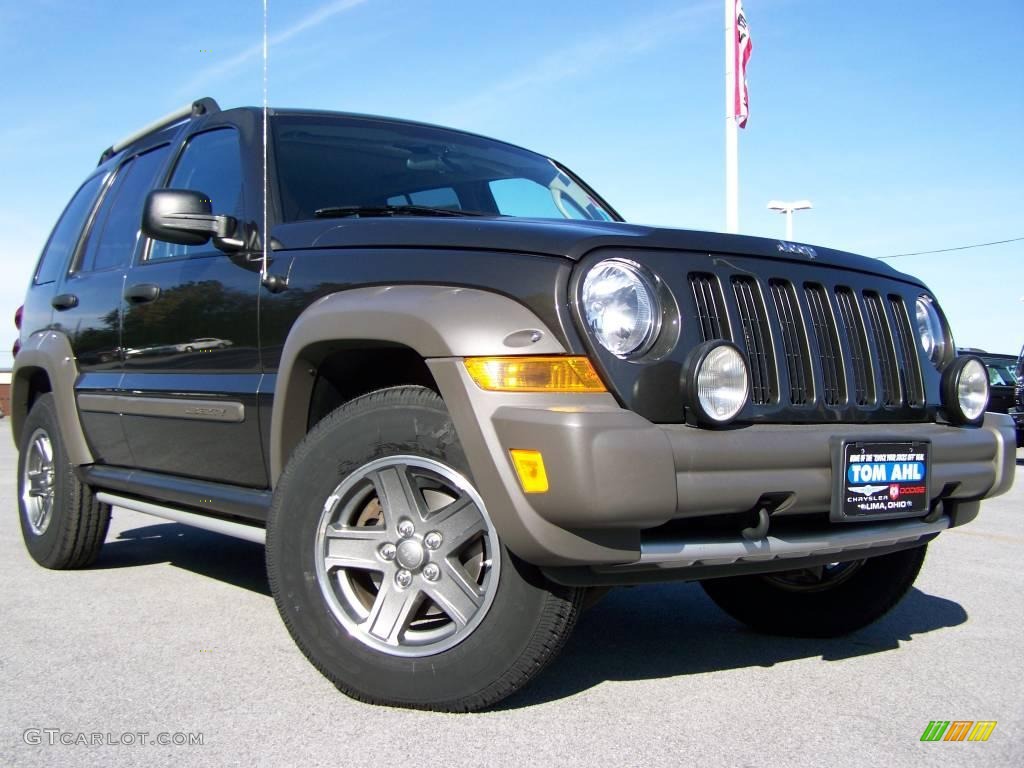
[834,440,931,520]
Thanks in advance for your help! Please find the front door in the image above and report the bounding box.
[120,126,267,488]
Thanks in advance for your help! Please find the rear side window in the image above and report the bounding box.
[149,128,243,261]
[77,145,171,272]
[34,173,106,284]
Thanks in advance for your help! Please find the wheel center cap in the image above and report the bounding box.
[396,539,425,570]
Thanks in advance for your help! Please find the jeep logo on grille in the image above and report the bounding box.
[777,241,817,259]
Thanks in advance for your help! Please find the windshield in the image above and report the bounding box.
[272,115,616,223]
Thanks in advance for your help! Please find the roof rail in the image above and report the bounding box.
[98,97,221,165]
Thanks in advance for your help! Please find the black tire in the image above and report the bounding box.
[266,385,584,711]
[17,393,110,569]
[700,545,928,638]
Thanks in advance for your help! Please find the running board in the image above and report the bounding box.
[96,492,266,545]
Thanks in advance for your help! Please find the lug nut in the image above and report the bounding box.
[395,569,413,588]
[422,563,440,581]
[397,520,415,538]
[379,543,397,561]
[424,532,443,550]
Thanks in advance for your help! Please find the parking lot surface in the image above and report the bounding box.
[1,419,1021,767]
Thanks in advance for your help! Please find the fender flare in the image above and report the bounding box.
[11,330,94,466]
[269,285,565,482]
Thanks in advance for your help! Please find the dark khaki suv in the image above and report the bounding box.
[12,98,1016,711]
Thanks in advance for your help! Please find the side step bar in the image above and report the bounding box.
[602,514,951,572]
[96,492,266,545]
[544,515,951,587]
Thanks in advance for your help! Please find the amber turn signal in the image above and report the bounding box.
[464,356,606,393]
[509,449,549,493]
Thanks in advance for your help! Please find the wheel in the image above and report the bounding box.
[700,545,928,638]
[183,346,193,353]
[17,393,110,569]
[266,385,584,711]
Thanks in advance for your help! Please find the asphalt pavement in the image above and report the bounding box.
[1,418,1021,768]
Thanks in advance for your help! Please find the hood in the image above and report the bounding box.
[271,216,919,283]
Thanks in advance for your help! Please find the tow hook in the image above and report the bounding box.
[741,493,797,540]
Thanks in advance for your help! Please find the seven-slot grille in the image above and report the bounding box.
[689,272,926,411]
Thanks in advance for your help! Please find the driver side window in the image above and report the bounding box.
[149,128,243,261]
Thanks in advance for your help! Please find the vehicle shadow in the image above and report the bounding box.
[498,581,967,709]
[94,521,271,597]
[91,521,968,709]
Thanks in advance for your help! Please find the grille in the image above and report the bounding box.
[889,295,926,407]
[863,292,901,406]
[834,287,874,406]
[689,273,728,341]
[682,270,928,416]
[732,277,777,405]
[769,280,812,406]
[804,283,845,406]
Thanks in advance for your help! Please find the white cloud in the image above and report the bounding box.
[431,2,716,127]
[176,0,368,96]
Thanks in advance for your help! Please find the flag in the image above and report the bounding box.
[734,0,753,128]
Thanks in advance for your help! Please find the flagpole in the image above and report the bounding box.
[725,0,739,233]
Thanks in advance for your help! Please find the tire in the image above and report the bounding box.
[17,393,110,569]
[266,385,584,711]
[700,544,928,638]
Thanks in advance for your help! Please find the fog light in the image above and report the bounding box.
[683,341,749,425]
[510,450,549,493]
[942,355,988,425]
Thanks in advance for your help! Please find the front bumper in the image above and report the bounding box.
[429,359,1016,572]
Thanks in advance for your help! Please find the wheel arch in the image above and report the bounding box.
[11,331,93,465]
[269,285,565,483]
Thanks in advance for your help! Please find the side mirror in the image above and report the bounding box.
[142,189,238,247]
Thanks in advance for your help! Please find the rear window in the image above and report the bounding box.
[35,173,106,284]
[77,145,171,272]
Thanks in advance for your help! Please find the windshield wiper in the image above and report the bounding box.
[314,205,486,219]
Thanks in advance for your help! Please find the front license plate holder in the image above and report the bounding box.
[831,439,931,522]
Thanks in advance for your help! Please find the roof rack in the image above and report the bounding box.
[98,97,220,165]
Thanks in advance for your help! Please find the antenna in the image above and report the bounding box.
[261,0,270,282]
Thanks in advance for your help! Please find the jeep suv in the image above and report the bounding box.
[12,99,1016,711]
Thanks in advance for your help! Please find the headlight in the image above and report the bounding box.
[915,295,947,369]
[581,259,660,358]
[941,355,989,425]
[683,341,750,425]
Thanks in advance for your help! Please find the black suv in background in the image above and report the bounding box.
[12,99,1016,711]
[1012,345,1024,446]
[958,348,1019,414]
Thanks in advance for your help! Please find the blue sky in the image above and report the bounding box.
[1,0,1021,366]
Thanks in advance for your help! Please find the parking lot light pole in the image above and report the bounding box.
[767,200,812,240]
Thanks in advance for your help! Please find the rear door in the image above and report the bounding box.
[119,126,267,488]
[56,145,173,465]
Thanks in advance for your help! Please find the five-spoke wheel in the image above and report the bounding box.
[17,394,110,569]
[267,386,583,711]
[21,428,56,536]
[701,545,928,637]
[315,456,500,656]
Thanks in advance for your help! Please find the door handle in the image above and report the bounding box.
[124,283,161,304]
[51,293,79,310]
